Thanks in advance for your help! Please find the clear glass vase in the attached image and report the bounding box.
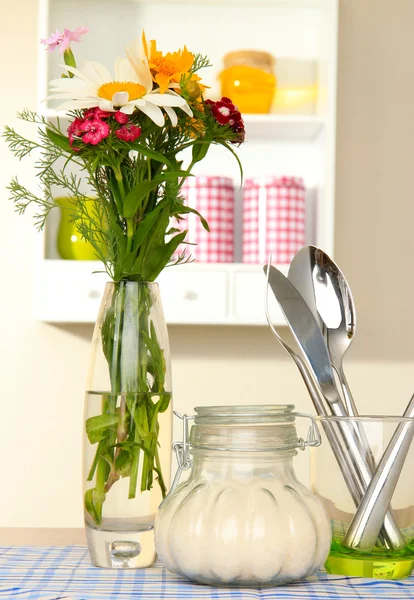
[83,281,173,569]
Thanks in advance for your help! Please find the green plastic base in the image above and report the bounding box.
[325,553,414,580]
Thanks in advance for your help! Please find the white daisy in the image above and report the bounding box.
[48,57,191,127]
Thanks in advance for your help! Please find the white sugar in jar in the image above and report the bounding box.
[155,405,331,586]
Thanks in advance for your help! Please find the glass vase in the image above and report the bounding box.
[83,281,173,569]
[311,416,414,579]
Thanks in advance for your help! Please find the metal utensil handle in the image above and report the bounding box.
[335,364,378,476]
[330,401,405,549]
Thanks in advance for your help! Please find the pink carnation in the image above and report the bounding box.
[41,26,89,53]
[79,119,110,145]
[115,124,142,142]
[114,111,129,124]
[84,107,111,120]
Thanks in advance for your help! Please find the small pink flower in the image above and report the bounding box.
[114,111,129,124]
[84,107,111,120]
[41,26,89,53]
[79,119,110,145]
[67,117,83,146]
[115,124,142,142]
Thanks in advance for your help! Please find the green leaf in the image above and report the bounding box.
[100,452,115,470]
[45,128,71,152]
[135,402,151,439]
[87,440,105,481]
[141,230,187,281]
[132,202,165,250]
[156,393,171,414]
[85,414,119,444]
[153,171,190,181]
[123,180,161,219]
[123,172,189,219]
[128,143,171,166]
[166,227,181,235]
[132,206,171,276]
[141,328,166,393]
[115,450,132,477]
[171,205,210,232]
[84,488,99,523]
[192,139,211,164]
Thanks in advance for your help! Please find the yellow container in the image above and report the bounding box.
[55,196,103,260]
[219,50,276,114]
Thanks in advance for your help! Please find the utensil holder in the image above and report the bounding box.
[311,415,414,579]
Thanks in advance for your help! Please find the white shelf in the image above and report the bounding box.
[35,261,287,326]
[44,109,324,142]
[244,114,324,141]
[105,0,324,6]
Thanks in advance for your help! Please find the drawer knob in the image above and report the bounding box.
[183,290,198,301]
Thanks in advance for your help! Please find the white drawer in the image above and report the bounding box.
[36,262,229,324]
[233,269,283,324]
[35,261,107,323]
[158,269,228,323]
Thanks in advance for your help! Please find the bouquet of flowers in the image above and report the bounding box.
[3,28,244,526]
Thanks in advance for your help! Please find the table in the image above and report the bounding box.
[1,529,414,599]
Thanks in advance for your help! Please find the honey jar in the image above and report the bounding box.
[219,50,276,114]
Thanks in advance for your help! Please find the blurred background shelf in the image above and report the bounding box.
[44,109,325,142]
[35,261,286,325]
[36,0,338,325]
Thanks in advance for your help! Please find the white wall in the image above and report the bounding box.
[1,0,414,527]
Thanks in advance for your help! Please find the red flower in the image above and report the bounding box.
[205,97,245,143]
[114,111,129,124]
[84,107,111,120]
[67,117,84,146]
[79,118,110,145]
[115,124,142,142]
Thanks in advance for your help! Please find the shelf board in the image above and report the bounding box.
[114,0,323,6]
[243,114,324,141]
[35,260,288,326]
[43,109,324,142]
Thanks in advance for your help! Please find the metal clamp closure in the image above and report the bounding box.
[167,410,321,497]
[292,412,322,450]
[169,412,195,495]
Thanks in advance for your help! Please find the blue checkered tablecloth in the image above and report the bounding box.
[0,545,414,600]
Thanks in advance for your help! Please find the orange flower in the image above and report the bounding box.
[142,32,194,93]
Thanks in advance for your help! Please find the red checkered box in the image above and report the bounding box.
[176,176,235,263]
[242,176,306,264]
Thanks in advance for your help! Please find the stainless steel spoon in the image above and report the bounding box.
[343,394,414,551]
[288,246,377,474]
[264,263,405,549]
[288,246,357,416]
